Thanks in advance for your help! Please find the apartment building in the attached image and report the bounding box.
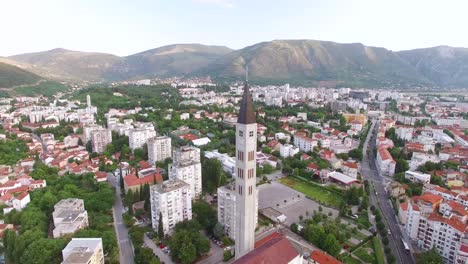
[62,238,104,264]
[293,132,318,152]
[52,198,89,238]
[280,144,299,158]
[129,127,157,150]
[150,179,192,235]
[91,128,112,153]
[83,124,102,143]
[376,147,396,177]
[147,136,172,166]
[405,170,431,185]
[168,146,202,198]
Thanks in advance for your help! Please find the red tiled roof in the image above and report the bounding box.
[343,162,358,169]
[460,244,468,253]
[254,232,283,248]
[400,202,409,211]
[233,233,299,264]
[427,213,467,233]
[309,250,342,264]
[16,192,29,201]
[138,160,152,169]
[95,171,107,179]
[307,163,319,170]
[378,148,395,162]
[445,201,468,216]
[124,173,163,188]
[418,192,443,205]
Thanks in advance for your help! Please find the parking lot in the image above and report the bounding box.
[258,181,338,226]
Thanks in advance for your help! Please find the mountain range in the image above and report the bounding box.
[2,40,468,88]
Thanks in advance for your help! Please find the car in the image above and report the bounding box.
[387,229,391,235]
[159,243,166,249]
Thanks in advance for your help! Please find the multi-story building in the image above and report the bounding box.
[129,127,156,150]
[280,144,299,158]
[376,147,396,177]
[150,179,192,235]
[83,124,101,143]
[147,136,172,166]
[90,128,112,153]
[169,146,202,198]
[405,192,468,264]
[405,170,431,184]
[52,198,89,238]
[293,132,318,152]
[62,238,104,264]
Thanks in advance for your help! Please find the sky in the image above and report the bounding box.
[1,0,467,56]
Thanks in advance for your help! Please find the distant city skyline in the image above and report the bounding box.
[1,0,467,56]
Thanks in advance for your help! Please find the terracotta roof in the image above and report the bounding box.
[309,250,342,264]
[445,201,468,216]
[378,147,395,162]
[418,192,443,205]
[95,171,107,179]
[16,192,29,201]
[428,213,467,233]
[254,232,283,248]
[343,162,358,169]
[460,244,468,253]
[124,173,163,188]
[400,202,409,211]
[237,82,256,125]
[307,163,319,170]
[233,233,299,264]
[138,160,152,169]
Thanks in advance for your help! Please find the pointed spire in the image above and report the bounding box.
[237,66,256,124]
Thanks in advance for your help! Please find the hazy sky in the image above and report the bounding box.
[1,0,467,56]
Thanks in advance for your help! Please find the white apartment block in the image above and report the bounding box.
[150,179,192,235]
[405,170,431,185]
[396,126,414,141]
[204,150,236,176]
[52,198,89,238]
[405,193,468,264]
[83,124,102,143]
[376,147,396,177]
[62,238,104,264]
[409,152,440,171]
[217,183,258,242]
[129,127,157,150]
[293,133,318,152]
[91,128,112,153]
[169,146,202,199]
[147,136,172,165]
[280,144,299,158]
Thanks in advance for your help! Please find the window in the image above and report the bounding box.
[238,151,244,161]
[237,168,244,179]
[238,186,242,195]
[239,130,243,137]
[248,151,255,161]
[249,131,254,137]
[248,168,254,179]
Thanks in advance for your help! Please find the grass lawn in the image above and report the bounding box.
[354,247,375,263]
[373,237,385,264]
[279,177,344,208]
[342,255,362,264]
[357,211,372,229]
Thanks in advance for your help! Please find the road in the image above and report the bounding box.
[143,234,174,264]
[361,120,415,264]
[108,174,135,264]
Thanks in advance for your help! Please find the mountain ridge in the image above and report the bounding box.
[4,41,468,87]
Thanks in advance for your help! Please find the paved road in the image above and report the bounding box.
[108,174,135,264]
[143,234,174,264]
[361,120,415,264]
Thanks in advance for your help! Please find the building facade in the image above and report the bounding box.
[168,146,202,198]
[62,238,104,264]
[91,128,112,153]
[129,127,156,150]
[376,147,396,177]
[150,179,192,235]
[147,136,172,165]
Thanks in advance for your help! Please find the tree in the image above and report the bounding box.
[348,148,363,161]
[158,212,164,239]
[416,248,443,264]
[169,221,211,264]
[322,234,341,257]
[192,201,217,232]
[135,247,161,264]
[202,158,227,194]
[395,159,409,174]
[20,238,67,264]
[213,222,224,239]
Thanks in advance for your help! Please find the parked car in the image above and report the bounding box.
[159,243,166,249]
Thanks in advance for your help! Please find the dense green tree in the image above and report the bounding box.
[158,212,164,239]
[416,248,443,264]
[0,139,28,165]
[323,234,341,257]
[192,201,217,232]
[135,247,160,264]
[169,221,210,264]
[202,158,227,194]
[21,238,67,264]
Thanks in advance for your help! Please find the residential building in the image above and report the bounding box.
[205,150,236,176]
[83,124,101,143]
[90,128,112,153]
[342,162,359,179]
[293,132,317,152]
[52,198,89,238]
[62,238,104,264]
[280,144,299,158]
[405,171,431,184]
[150,179,192,235]
[129,127,156,150]
[309,250,342,264]
[169,146,202,198]
[147,136,172,165]
[123,168,163,193]
[376,147,396,177]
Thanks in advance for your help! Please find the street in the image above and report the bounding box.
[143,234,174,264]
[361,120,415,264]
[108,174,135,264]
